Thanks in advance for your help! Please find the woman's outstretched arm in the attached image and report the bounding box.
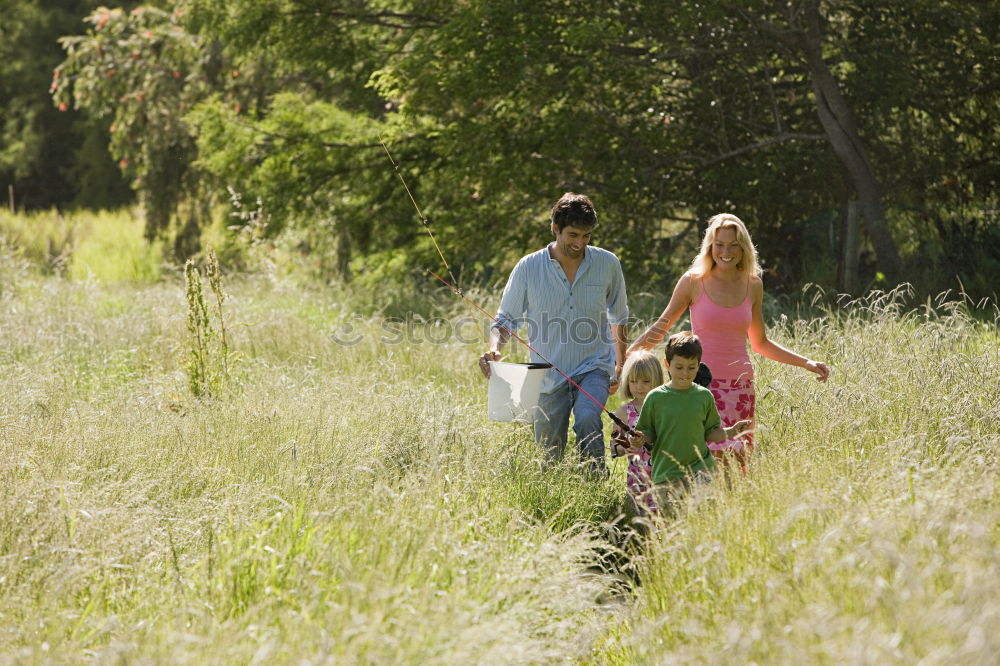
[747,277,829,381]
[627,273,696,355]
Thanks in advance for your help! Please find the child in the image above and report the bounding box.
[628,331,751,513]
[611,350,663,515]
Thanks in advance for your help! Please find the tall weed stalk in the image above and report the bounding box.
[184,250,233,397]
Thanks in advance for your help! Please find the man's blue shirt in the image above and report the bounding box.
[493,243,629,394]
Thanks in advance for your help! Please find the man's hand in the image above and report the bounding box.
[609,363,623,395]
[609,379,619,395]
[478,350,501,378]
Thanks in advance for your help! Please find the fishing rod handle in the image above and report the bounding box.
[607,412,637,437]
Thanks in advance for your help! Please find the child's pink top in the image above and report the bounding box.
[689,277,753,381]
[626,401,640,428]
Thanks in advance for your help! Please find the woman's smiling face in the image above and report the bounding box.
[712,226,742,270]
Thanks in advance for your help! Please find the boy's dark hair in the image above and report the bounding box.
[550,192,598,231]
[665,330,702,362]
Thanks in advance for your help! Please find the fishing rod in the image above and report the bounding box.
[378,136,636,436]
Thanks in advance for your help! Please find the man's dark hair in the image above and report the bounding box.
[550,193,598,231]
[665,330,703,363]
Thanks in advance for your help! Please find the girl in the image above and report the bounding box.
[611,350,664,515]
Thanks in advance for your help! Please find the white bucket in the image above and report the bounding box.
[487,361,551,423]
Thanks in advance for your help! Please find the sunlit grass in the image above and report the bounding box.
[1,246,997,663]
[0,268,621,664]
[0,208,162,283]
[596,287,1000,664]
[67,211,162,283]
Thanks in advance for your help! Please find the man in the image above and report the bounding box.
[478,193,629,474]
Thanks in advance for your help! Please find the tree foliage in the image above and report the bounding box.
[52,5,221,247]
[32,0,1000,293]
[0,0,133,210]
[369,0,998,289]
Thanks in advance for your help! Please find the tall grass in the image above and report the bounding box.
[0,266,621,664]
[0,208,161,283]
[1,243,997,663]
[598,287,1000,664]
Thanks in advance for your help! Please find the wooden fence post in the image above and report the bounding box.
[837,200,861,294]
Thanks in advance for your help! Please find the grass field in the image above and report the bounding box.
[1,232,998,664]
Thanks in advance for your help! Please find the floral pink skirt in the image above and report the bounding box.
[707,377,755,452]
[620,402,658,514]
[626,447,658,514]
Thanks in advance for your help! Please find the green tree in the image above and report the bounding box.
[181,0,468,281]
[715,0,999,286]
[0,0,132,211]
[832,0,1000,291]
[52,5,213,249]
[101,0,998,293]
[372,0,999,290]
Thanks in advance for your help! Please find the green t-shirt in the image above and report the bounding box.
[635,384,720,483]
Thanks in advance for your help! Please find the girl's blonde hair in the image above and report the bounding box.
[619,350,665,400]
[689,213,761,277]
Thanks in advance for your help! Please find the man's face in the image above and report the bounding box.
[551,223,593,260]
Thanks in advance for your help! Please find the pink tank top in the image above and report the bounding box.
[689,278,753,381]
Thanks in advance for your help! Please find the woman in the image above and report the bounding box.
[628,213,829,465]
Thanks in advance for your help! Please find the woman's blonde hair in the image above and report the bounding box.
[619,350,664,400]
[689,213,761,277]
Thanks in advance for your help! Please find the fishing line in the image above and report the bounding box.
[379,137,459,290]
[378,136,635,435]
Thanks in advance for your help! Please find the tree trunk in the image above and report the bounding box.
[336,225,353,281]
[838,200,861,294]
[800,4,901,281]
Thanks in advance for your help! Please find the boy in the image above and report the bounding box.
[627,331,751,511]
